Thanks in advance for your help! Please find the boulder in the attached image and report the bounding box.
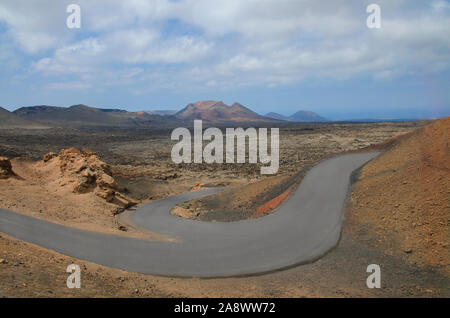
[0,156,14,179]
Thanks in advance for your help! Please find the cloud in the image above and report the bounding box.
[432,0,450,12]
[0,0,449,92]
[47,81,91,90]
[0,0,69,53]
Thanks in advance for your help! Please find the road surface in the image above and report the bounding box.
[0,153,377,277]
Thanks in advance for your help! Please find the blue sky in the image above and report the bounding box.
[0,0,449,119]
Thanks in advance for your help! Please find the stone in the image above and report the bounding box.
[0,156,14,179]
[43,152,58,162]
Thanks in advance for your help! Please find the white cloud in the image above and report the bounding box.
[121,35,213,64]
[47,81,91,90]
[0,1,68,53]
[432,0,450,12]
[0,0,449,91]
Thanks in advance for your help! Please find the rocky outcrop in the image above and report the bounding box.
[0,157,15,179]
[43,148,137,208]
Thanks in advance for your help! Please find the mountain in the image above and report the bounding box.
[289,110,327,122]
[0,106,48,129]
[265,110,327,122]
[145,110,177,116]
[264,112,290,121]
[13,104,177,128]
[175,100,275,123]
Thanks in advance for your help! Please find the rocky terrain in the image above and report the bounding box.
[2,119,448,298]
[0,122,424,206]
[0,148,143,237]
[50,148,136,208]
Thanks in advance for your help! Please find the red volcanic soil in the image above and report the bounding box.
[348,117,450,274]
[253,186,294,218]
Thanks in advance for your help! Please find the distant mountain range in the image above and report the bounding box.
[10,104,181,128]
[265,111,328,122]
[0,101,330,129]
[144,110,178,116]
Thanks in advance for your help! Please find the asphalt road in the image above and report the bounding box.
[0,152,378,277]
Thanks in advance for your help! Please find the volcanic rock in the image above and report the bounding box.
[43,148,136,208]
[0,156,15,179]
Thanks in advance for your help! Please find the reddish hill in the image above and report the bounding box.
[175,100,276,124]
[348,117,450,274]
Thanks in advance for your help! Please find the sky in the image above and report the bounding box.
[0,0,449,120]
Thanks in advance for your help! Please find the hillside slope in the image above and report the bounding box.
[13,105,176,128]
[349,117,450,274]
[0,107,48,129]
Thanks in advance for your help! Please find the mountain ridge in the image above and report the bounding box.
[4,102,327,129]
[265,110,327,122]
[12,104,175,128]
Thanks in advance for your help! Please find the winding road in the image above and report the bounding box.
[0,153,377,277]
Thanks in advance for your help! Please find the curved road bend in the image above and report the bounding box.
[0,152,378,277]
